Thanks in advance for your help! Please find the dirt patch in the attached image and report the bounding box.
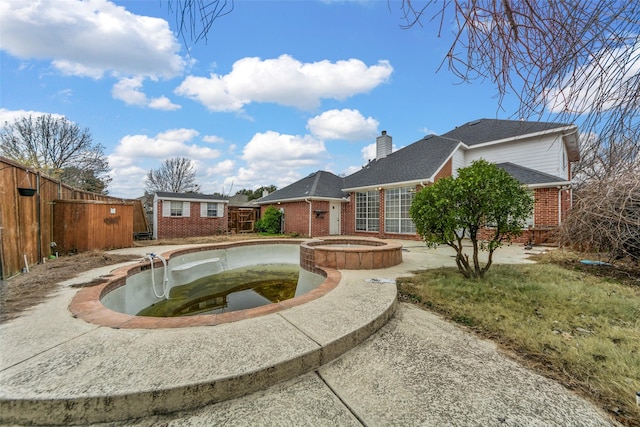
[0,251,140,323]
[0,233,285,324]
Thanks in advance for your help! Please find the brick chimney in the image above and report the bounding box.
[376,130,392,160]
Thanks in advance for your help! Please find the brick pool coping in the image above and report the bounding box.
[69,239,340,329]
[301,237,403,270]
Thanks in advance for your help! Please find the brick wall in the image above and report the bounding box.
[433,159,452,181]
[534,187,560,227]
[261,200,333,237]
[156,201,227,239]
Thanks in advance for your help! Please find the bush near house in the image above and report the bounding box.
[255,206,283,234]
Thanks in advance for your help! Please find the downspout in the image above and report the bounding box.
[558,188,562,225]
[305,198,312,238]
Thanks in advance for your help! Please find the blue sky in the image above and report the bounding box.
[1,0,522,198]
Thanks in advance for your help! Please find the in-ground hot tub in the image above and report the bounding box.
[300,237,402,270]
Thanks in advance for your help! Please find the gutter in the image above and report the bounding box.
[305,198,312,237]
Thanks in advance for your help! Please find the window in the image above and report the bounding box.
[170,201,183,217]
[201,202,224,218]
[162,200,190,217]
[384,187,416,234]
[355,190,379,232]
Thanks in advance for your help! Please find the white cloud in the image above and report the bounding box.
[545,40,640,114]
[107,165,147,198]
[0,0,185,79]
[175,54,393,112]
[221,131,327,189]
[112,77,181,110]
[202,135,225,144]
[361,142,377,163]
[307,109,379,141]
[108,128,220,168]
[112,77,147,105]
[241,131,326,165]
[148,96,181,111]
[0,108,65,125]
[211,159,235,176]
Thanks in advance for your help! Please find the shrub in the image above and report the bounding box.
[256,206,283,234]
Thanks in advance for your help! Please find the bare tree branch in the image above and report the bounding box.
[145,157,200,194]
[399,1,640,147]
[166,0,234,45]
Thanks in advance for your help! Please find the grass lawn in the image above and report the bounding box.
[397,250,640,426]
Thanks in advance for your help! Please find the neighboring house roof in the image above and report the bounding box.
[442,118,574,146]
[228,194,259,208]
[154,191,228,202]
[496,162,570,187]
[256,171,346,204]
[343,135,459,191]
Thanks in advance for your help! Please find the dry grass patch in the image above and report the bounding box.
[398,253,640,426]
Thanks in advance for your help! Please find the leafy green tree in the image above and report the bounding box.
[235,185,277,201]
[255,206,283,234]
[0,114,111,193]
[410,160,533,279]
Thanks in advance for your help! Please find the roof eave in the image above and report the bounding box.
[255,196,347,204]
[562,130,581,162]
[342,178,432,192]
[155,195,229,203]
[466,124,577,149]
[526,181,572,189]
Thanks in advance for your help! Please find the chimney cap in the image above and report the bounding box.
[381,130,387,135]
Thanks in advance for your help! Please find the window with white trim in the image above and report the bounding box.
[162,201,190,217]
[200,202,224,218]
[170,201,183,217]
[355,190,379,232]
[384,187,416,234]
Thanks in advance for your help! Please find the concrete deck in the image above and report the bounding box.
[0,240,617,426]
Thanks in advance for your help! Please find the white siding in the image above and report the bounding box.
[452,148,465,177]
[464,134,569,179]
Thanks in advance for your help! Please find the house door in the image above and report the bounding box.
[329,202,341,235]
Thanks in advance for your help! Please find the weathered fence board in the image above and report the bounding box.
[1,157,143,279]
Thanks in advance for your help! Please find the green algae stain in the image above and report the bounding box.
[137,264,300,317]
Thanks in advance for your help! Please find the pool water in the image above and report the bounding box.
[137,264,309,317]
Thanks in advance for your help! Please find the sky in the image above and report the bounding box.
[0,0,524,199]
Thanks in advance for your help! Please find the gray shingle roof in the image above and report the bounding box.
[442,118,573,146]
[155,192,228,201]
[343,135,459,189]
[255,119,576,203]
[496,162,568,185]
[256,171,346,203]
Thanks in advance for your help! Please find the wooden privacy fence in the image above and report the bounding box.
[0,157,148,279]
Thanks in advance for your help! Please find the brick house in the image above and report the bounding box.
[256,119,580,243]
[152,192,228,239]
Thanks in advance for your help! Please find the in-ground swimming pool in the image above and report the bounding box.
[70,240,340,328]
[99,241,324,318]
[70,237,401,329]
[136,264,322,317]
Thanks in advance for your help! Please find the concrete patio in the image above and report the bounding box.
[0,240,616,426]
